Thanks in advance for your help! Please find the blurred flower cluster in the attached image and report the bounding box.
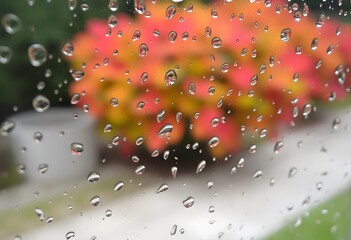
[67,0,351,157]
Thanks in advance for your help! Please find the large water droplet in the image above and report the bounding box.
[32,95,50,112]
[134,0,146,14]
[0,120,15,136]
[28,44,47,67]
[71,142,84,155]
[182,196,195,208]
[65,231,75,240]
[211,37,222,48]
[156,183,169,194]
[274,141,284,154]
[280,28,291,42]
[108,0,119,11]
[2,14,22,34]
[71,93,80,105]
[113,180,124,191]
[166,5,176,19]
[157,110,166,123]
[170,224,177,235]
[90,195,100,206]
[157,123,173,138]
[0,46,12,64]
[62,42,74,57]
[135,165,145,175]
[208,136,219,148]
[188,82,196,95]
[138,43,148,57]
[71,70,84,81]
[107,15,118,28]
[87,172,101,183]
[196,160,206,173]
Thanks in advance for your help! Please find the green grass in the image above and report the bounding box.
[265,187,351,240]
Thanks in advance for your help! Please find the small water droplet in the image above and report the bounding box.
[164,70,177,86]
[14,235,22,240]
[207,181,213,189]
[112,135,120,145]
[113,180,124,191]
[62,42,74,57]
[157,123,173,138]
[138,43,148,57]
[208,206,215,213]
[280,28,291,42]
[35,207,45,221]
[87,172,100,183]
[17,164,26,174]
[107,15,118,28]
[274,141,284,154]
[38,163,48,174]
[33,131,43,143]
[65,231,75,240]
[71,142,84,155]
[0,46,12,64]
[156,183,169,194]
[316,14,326,28]
[302,103,312,118]
[135,165,145,175]
[288,167,298,178]
[252,170,263,178]
[168,31,177,43]
[32,95,50,112]
[332,117,341,130]
[171,166,177,178]
[208,136,219,148]
[0,120,15,136]
[170,224,177,235]
[104,124,112,133]
[90,196,100,206]
[28,44,47,67]
[71,70,84,81]
[67,0,78,11]
[157,110,166,123]
[211,37,222,48]
[2,14,21,34]
[182,196,195,208]
[176,112,182,122]
[196,160,206,173]
[105,209,112,217]
[108,0,119,11]
[134,0,146,14]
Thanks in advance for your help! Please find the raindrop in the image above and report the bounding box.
[294,11,302,22]
[156,184,169,194]
[316,14,326,28]
[250,75,258,86]
[108,0,119,11]
[17,164,26,174]
[211,8,218,18]
[104,124,112,133]
[135,137,144,146]
[182,196,195,208]
[237,157,245,167]
[316,181,323,191]
[302,103,312,118]
[113,181,124,191]
[32,95,50,112]
[134,0,146,14]
[28,44,47,67]
[211,37,222,48]
[67,0,77,11]
[188,82,196,95]
[71,142,84,155]
[280,28,291,42]
[157,123,173,138]
[332,117,341,130]
[252,170,263,178]
[65,231,75,240]
[35,207,45,221]
[163,150,170,160]
[108,15,118,28]
[2,14,21,34]
[71,70,84,81]
[87,172,100,183]
[168,31,177,43]
[171,166,177,178]
[164,70,177,86]
[38,163,48,174]
[208,206,215,213]
[260,128,267,138]
[274,141,284,154]
[70,93,80,105]
[112,135,120,145]
[105,209,112,217]
[62,42,74,57]
[0,120,15,136]
[33,132,43,143]
[208,136,219,148]
[110,98,118,107]
[211,118,219,127]
[157,110,166,123]
[135,165,145,175]
[326,45,334,55]
[138,43,148,57]
[170,224,177,236]
[311,38,318,50]
[90,196,100,206]
[221,63,230,73]
[196,160,206,173]
[166,6,176,19]
[205,26,212,37]
[0,46,12,64]
[207,181,213,189]
[176,112,182,122]
[131,155,139,162]
[288,167,297,178]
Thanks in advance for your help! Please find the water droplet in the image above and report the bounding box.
[316,14,326,28]
[87,172,100,183]
[17,164,26,174]
[32,95,50,112]
[67,0,77,10]
[316,181,323,191]
[108,0,119,11]
[182,196,195,208]
[208,136,219,148]
[188,82,196,95]
[157,110,166,123]
[0,46,12,64]
[302,103,312,118]
[71,142,84,155]
[28,44,47,67]
[134,0,146,14]
[70,93,80,105]
[326,45,334,55]
[176,112,182,122]
[90,196,100,206]
[280,28,291,42]
[207,181,213,189]
[32,132,43,143]
[274,141,284,154]
[294,11,302,22]
[71,70,84,81]
[112,135,120,145]
[35,207,45,221]
[196,160,206,173]
[211,37,222,48]
[158,123,173,138]
[113,180,124,191]
[138,43,149,57]
[252,170,263,178]
[165,5,176,19]
[163,150,170,160]
[288,167,297,178]
[104,124,112,133]
[14,235,22,240]
[168,31,177,43]
[170,224,177,235]
[231,166,237,174]
[250,74,258,86]
[62,42,74,57]
[237,157,245,168]
[2,14,21,34]
[332,117,341,130]
[135,165,145,175]
[208,206,215,213]
[131,155,139,162]
[107,15,118,28]
[38,163,48,174]
[205,26,212,37]
[65,231,75,240]
[0,120,15,136]
[156,183,169,194]
[171,166,177,178]
[105,209,112,217]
